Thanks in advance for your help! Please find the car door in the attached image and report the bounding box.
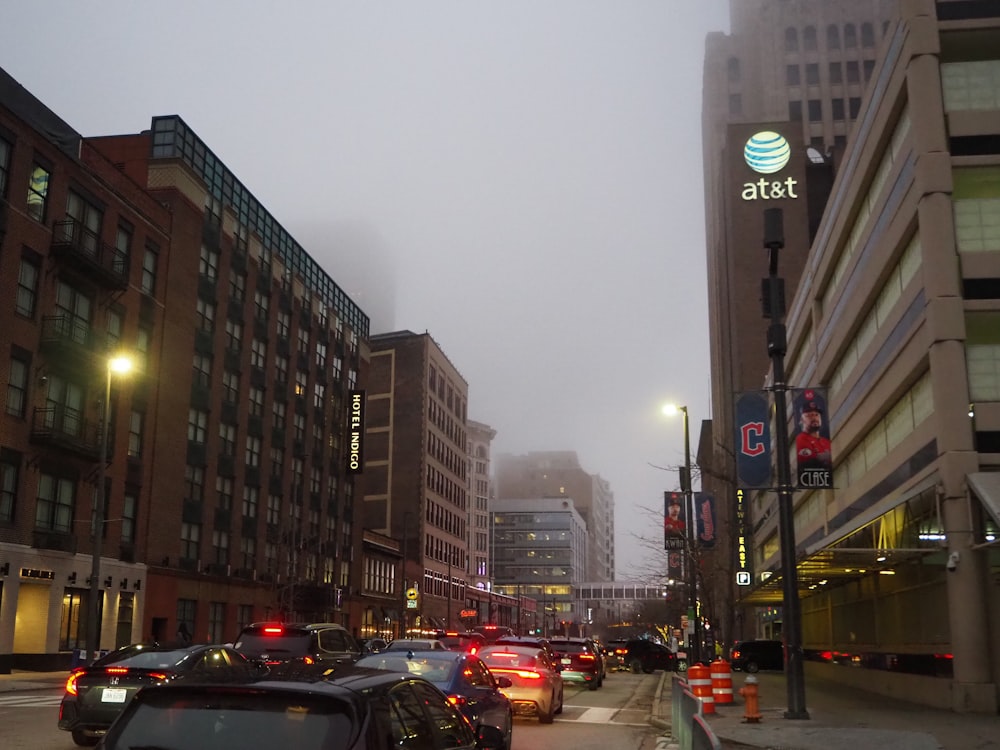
[462,657,510,733]
[411,681,477,749]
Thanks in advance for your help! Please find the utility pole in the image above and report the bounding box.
[762,207,809,720]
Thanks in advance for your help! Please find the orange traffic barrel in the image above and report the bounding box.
[711,658,734,705]
[688,663,715,714]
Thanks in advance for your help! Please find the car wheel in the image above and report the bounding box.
[539,694,555,724]
[746,661,760,674]
[587,678,599,691]
[71,730,99,747]
[629,658,643,674]
[504,712,513,750]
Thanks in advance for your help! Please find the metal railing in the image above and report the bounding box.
[671,674,722,750]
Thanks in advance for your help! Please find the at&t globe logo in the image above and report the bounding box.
[741,130,799,201]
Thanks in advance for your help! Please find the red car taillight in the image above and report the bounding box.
[448,694,467,707]
[578,654,596,662]
[65,670,83,696]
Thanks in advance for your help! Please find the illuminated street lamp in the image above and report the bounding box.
[662,403,700,666]
[86,354,133,661]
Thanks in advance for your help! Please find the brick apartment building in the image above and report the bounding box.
[0,67,375,669]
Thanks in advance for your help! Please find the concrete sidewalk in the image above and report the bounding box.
[654,670,1000,750]
[0,669,67,692]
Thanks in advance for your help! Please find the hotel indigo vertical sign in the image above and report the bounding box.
[347,390,365,474]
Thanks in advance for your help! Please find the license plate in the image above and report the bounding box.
[101,688,127,703]
[561,658,571,665]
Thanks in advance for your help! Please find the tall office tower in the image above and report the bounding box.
[495,451,615,582]
[490,497,589,636]
[467,420,497,593]
[364,330,471,632]
[703,0,1000,712]
[699,0,897,654]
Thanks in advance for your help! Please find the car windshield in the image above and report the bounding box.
[481,651,537,670]
[97,649,194,668]
[356,654,457,683]
[234,633,311,656]
[106,688,355,750]
[550,642,587,654]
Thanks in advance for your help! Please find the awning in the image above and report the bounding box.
[738,473,940,606]
[967,472,1000,528]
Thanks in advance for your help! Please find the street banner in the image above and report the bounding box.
[734,390,772,488]
[695,492,716,548]
[663,491,686,551]
[791,387,832,488]
[667,549,684,581]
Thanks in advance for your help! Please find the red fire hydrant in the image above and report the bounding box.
[739,674,762,723]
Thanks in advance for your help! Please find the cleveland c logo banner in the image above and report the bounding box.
[734,390,772,488]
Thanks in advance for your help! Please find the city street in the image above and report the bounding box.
[0,671,667,750]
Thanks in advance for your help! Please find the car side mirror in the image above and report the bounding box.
[494,675,512,689]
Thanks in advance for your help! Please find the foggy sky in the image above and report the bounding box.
[1,1,731,577]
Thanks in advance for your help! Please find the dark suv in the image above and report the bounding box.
[622,638,677,673]
[731,639,784,673]
[233,622,361,666]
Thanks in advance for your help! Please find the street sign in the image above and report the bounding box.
[737,571,752,586]
[406,600,417,609]
[405,587,419,600]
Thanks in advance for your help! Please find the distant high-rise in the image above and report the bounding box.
[495,451,615,583]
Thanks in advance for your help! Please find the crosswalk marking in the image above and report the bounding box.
[0,694,63,707]
[576,707,617,723]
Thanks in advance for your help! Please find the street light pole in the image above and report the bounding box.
[679,405,702,667]
[763,207,809,719]
[86,355,131,662]
[664,403,700,666]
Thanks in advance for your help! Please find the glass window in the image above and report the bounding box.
[199,244,219,281]
[26,163,50,222]
[808,99,823,121]
[829,62,843,84]
[223,370,240,403]
[254,291,269,321]
[181,523,200,561]
[727,57,740,83]
[784,27,798,52]
[243,485,258,518]
[185,464,204,502]
[803,26,817,51]
[128,410,144,458]
[967,312,1000,401]
[789,100,803,122]
[188,409,208,443]
[251,339,267,369]
[827,24,841,50]
[277,311,290,338]
[0,137,11,197]
[196,299,215,333]
[217,476,233,511]
[66,191,103,255]
[15,257,40,318]
[844,23,857,49]
[245,436,261,468]
[786,65,801,86]
[805,63,819,85]
[846,61,860,83]
[122,492,137,543]
[226,320,243,351]
[6,356,28,417]
[861,22,875,48]
[942,61,1000,112]
[249,386,264,417]
[141,244,159,295]
[0,456,17,523]
[36,473,74,532]
[229,269,246,302]
[212,530,229,565]
[954,167,1000,253]
[193,353,212,388]
[832,99,846,120]
[220,423,236,457]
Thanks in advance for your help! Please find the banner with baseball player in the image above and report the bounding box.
[792,387,833,489]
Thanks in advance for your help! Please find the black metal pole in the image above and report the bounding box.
[682,405,701,666]
[763,207,809,719]
[86,366,112,662]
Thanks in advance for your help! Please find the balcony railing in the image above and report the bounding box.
[50,218,129,289]
[29,406,100,459]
